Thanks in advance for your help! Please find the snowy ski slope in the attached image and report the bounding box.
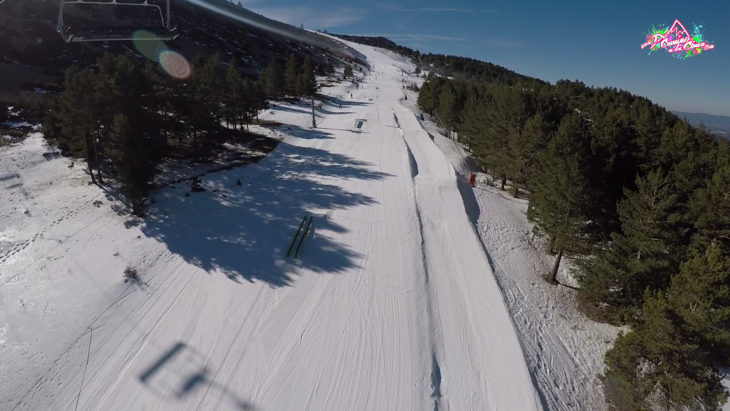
[1,41,541,410]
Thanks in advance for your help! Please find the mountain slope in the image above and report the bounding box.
[1,35,541,410]
[0,0,360,103]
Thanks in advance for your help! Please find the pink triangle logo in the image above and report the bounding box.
[665,19,691,41]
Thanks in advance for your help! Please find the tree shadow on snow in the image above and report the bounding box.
[141,141,392,286]
[267,104,312,116]
[277,125,334,140]
[321,96,372,108]
[317,108,355,116]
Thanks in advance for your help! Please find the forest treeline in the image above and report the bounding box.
[40,52,322,215]
[418,75,730,409]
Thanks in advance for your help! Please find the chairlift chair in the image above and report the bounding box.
[57,0,179,43]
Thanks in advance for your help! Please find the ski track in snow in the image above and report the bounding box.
[416,108,622,409]
[0,40,548,410]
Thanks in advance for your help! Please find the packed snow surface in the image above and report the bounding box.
[1,42,542,409]
[410,104,621,410]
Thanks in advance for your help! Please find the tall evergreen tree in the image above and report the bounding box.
[527,112,590,283]
[472,85,530,190]
[193,54,223,123]
[667,243,730,364]
[95,53,150,180]
[296,56,317,97]
[459,93,492,169]
[261,59,285,98]
[225,58,247,130]
[691,141,730,253]
[246,79,267,125]
[418,76,453,117]
[436,82,460,132]
[604,245,730,410]
[579,170,683,322]
[508,112,548,197]
[285,54,300,95]
[108,113,162,215]
[657,121,716,212]
[56,67,100,184]
[144,61,180,144]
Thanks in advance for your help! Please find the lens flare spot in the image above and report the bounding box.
[133,30,167,60]
[159,50,191,79]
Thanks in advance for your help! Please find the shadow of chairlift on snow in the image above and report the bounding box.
[139,342,255,410]
[278,124,334,140]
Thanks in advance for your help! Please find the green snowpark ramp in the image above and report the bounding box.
[286,216,314,259]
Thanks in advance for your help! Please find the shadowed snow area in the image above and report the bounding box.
[1,39,541,410]
[143,140,390,286]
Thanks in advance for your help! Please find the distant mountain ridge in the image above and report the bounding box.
[673,111,730,140]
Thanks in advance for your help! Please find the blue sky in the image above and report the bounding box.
[239,0,730,116]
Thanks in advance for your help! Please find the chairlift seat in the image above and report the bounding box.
[61,25,179,42]
[58,0,177,43]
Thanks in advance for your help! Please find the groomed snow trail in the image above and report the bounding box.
[1,42,540,410]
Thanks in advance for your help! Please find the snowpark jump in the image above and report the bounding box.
[1,40,542,410]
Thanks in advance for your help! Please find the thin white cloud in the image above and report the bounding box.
[249,6,364,28]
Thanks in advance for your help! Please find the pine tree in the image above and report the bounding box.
[225,58,246,130]
[108,113,162,215]
[143,61,179,144]
[657,121,716,212]
[603,245,730,410]
[603,292,722,410]
[41,97,64,149]
[186,55,224,152]
[194,54,223,124]
[325,62,335,76]
[668,243,730,362]
[56,67,100,184]
[466,85,530,190]
[587,109,642,236]
[459,94,491,169]
[285,54,300,95]
[691,141,730,253]
[246,79,267,126]
[436,83,460,132]
[95,54,146,125]
[296,56,317,97]
[417,76,446,116]
[527,112,590,283]
[95,53,150,180]
[261,59,284,99]
[508,113,548,197]
[579,170,683,321]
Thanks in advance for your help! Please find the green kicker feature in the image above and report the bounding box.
[287,216,314,258]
